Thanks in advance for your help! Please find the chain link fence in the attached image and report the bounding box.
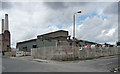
[31,46,119,61]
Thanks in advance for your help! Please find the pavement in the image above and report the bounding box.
[9,55,119,64]
[9,56,62,64]
[10,56,33,61]
[2,55,119,72]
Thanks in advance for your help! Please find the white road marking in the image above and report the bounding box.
[99,62,113,65]
[106,62,113,65]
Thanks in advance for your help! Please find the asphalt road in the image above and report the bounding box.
[2,56,119,72]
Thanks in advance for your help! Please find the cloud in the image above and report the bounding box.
[2,2,13,10]
[103,2,118,15]
[1,2,118,47]
[66,15,118,43]
[106,28,115,36]
[118,1,120,41]
[44,2,68,10]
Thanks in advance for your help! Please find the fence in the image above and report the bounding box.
[31,46,119,61]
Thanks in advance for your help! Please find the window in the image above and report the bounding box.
[33,45,37,48]
[23,46,27,51]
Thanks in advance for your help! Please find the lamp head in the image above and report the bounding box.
[77,11,81,13]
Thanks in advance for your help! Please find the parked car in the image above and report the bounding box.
[16,51,24,57]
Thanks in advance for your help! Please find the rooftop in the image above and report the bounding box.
[17,39,37,45]
[37,30,68,37]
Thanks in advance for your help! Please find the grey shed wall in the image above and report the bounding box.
[17,39,56,52]
[17,40,37,52]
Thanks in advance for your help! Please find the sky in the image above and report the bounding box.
[0,0,119,47]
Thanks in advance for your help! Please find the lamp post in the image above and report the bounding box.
[73,11,81,40]
[73,11,81,60]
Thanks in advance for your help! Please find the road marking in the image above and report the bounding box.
[99,62,113,66]
[9,57,16,59]
[106,62,112,65]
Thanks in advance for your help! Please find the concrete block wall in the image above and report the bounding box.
[31,46,119,61]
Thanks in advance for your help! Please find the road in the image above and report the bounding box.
[2,56,119,72]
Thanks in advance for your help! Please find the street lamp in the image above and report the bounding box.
[72,10,81,60]
[73,10,81,40]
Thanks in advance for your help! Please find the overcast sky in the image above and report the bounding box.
[0,0,119,47]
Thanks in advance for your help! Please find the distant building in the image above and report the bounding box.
[0,14,11,52]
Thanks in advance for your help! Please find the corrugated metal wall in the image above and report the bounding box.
[18,39,57,51]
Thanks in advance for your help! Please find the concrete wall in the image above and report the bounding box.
[31,46,118,61]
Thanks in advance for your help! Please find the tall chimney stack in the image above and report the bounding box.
[2,19,4,33]
[5,14,9,31]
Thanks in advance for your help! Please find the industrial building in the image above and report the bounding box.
[0,14,11,52]
[16,30,71,52]
[16,30,99,52]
